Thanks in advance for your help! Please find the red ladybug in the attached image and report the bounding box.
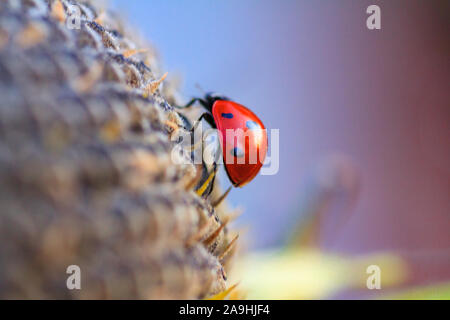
[181,93,267,196]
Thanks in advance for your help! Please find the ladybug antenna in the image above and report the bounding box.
[195,83,207,95]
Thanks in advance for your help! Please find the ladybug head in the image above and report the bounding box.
[200,92,230,112]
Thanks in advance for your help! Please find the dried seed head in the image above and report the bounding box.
[94,10,106,25]
[73,62,104,93]
[143,72,168,97]
[219,234,239,262]
[51,0,66,23]
[15,23,47,48]
[123,48,148,58]
[0,0,237,299]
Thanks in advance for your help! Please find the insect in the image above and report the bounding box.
[179,93,268,202]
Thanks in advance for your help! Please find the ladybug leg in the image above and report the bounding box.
[189,112,216,152]
[177,112,193,131]
[204,162,219,199]
[202,112,217,128]
[195,162,217,197]
[180,97,199,109]
[176,97,206,109]
[176,97,214,112]
[190,112,216,133]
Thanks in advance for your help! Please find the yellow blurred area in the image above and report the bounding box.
[229,249,408,299]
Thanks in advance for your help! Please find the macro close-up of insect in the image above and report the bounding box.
[177,92,268,202]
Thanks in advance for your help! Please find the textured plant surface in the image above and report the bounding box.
[0,0,236,299]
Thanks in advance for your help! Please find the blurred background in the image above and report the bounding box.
[110,0,449,297]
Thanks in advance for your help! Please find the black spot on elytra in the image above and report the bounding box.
[231,147,244,158]
[221,113,233,119]
[246,120,259,129]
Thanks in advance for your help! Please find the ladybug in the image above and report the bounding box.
[179,93,268,200]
